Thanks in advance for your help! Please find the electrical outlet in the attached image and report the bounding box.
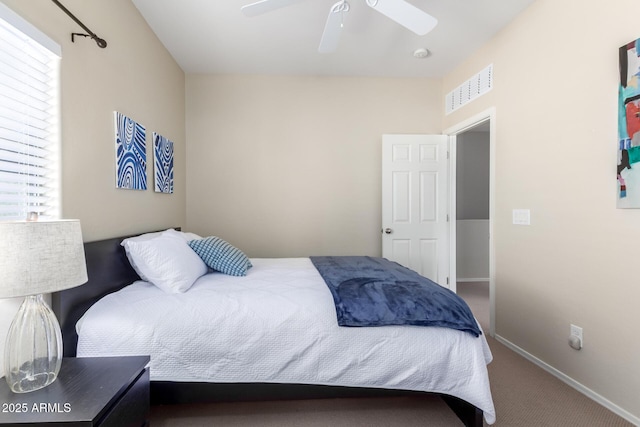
[570,324,583,344]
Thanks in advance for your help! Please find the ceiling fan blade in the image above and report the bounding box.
[241,0,308,17]
[318,1,350,53]
[366,0,437,36]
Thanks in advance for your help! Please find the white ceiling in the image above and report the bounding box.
[131,0,535,78]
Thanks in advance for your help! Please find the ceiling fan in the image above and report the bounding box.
[241,0,438,53]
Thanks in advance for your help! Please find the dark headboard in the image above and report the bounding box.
[52,228,179,357]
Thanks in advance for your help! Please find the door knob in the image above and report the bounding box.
[384,228,393,234]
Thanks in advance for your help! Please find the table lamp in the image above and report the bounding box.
[0,218,87,393]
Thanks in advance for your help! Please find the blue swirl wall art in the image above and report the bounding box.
[114,111,147,190]
[153,132,174,194]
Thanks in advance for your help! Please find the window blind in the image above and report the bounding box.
[0,4,60,221]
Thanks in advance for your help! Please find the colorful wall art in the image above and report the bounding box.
[618,39,640,208]
[114,111,147,190]
[153,132,174,194]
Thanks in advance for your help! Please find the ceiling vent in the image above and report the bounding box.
[445,64,493,115]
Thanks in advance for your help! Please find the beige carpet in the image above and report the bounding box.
[149,282,633,426]
[456,281,490,331]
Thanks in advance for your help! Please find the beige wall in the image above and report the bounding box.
[186,75,442,257]
[0,0,185,374]
[1,0,186,242]
[443,0,640,421]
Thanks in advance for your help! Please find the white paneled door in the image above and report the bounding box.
[382,134,449,287]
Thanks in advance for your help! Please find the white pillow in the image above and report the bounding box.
[121,232,207,293]
[121,229,202,276]
[121,229,202,262]
[162,228,202,242]
[122,229,173,279]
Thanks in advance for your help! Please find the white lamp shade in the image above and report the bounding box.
[0,220,88,298]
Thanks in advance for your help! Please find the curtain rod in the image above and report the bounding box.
[51,0,107,48]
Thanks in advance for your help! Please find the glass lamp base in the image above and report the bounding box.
[4,294,63,393]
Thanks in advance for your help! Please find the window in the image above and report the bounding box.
[0,3,61,221]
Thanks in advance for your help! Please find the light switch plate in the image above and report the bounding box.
[512,209,530,225]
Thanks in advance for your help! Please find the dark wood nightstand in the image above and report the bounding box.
[0,356,149,426]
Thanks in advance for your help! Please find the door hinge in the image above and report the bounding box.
[446,214,449,222]
[446,277,449,285]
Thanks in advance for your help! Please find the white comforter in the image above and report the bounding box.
[77,258,495,424]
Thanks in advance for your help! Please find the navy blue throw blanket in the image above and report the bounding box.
[310,256,481,337]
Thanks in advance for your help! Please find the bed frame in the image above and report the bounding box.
[51,229,484,427]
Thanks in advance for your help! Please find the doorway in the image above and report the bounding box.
[445,108,495,336]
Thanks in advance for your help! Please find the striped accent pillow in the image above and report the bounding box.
[188,236,252,276]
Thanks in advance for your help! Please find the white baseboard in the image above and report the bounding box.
[457,278,490,282]
[495,334,640,426]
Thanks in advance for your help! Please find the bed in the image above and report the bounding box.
[52,228,495,427]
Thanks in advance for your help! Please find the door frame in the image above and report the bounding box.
[444,107,496,337]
